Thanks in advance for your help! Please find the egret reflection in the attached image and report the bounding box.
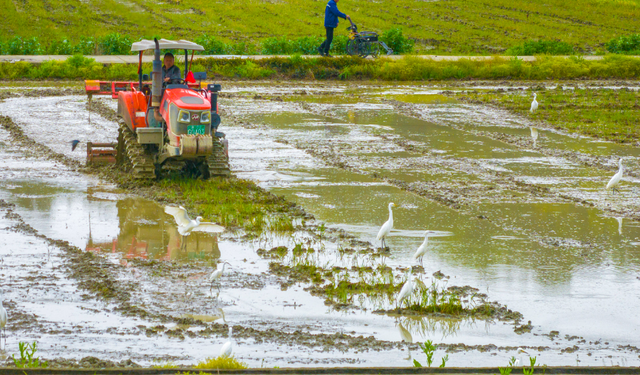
[84,199,221,261]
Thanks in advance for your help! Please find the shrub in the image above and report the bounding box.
[195,35,230,55]
[97,33,133,55]
[380,28,414,54]
[506,40,574,56]
[261,36,292,55]
[74,37,97,55]
[606,34,640,54]
[1,36,45,55]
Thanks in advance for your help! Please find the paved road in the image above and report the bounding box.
[0,54,614,63]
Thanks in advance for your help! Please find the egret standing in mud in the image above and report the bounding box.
[530,93,538,113]
[413,230,436,267]
[209,262,231,291]
[396,270,415,308]
[0,298,7,349]
[220,326,233,357]
[606,157,627,194]
[377,202,395,250]
[164,206,225,248]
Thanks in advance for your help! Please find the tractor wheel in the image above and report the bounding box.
[206,137,231,177]
[119,121,156,180]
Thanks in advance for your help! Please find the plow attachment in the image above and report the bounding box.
[87,142,117,165]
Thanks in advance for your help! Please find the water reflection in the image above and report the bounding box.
[530,127,538,148]
[85,198,220,261]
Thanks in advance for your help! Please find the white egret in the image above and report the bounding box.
[0,298,7,349]
[376,202,396,250]
[396,270,415,308]
[164,206,225,239]
[413,230,436,267]
[530,126,538,147]
[606,157,626,193]
[514,347,529,366]
[220,326,233,357]
[209,262,231,291]
[530,93,538,113]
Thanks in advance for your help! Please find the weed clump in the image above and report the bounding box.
[193,356,248,369]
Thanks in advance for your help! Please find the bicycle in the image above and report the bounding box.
[345,19,393,58]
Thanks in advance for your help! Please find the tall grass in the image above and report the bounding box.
[1,54,640,81]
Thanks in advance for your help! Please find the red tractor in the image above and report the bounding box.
[85,38,229,179]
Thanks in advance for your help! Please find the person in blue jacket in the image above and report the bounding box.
[318,0,350,57]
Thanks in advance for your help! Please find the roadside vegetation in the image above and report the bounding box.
[1,0,640,55]
[2,54,640,82]
[452,87,640,144]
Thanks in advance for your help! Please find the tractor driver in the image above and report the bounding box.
[162,52,181,83]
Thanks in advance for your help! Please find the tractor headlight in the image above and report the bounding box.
[178,110,190,123]
[201,111,210,124]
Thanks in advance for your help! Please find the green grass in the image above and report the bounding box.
[193,356,248,370]
[1,0,640,55]
[454,87,640,143]
[3,54,640,81]
[153,177,297,232]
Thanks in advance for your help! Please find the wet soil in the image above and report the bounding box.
[0,81,639,368]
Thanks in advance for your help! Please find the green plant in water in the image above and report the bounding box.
[522,356,537,375]
[12,341,48,368]
[413,340,448,367]
[194,356,248,369]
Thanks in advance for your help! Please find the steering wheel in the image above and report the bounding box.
[164,78,185,87]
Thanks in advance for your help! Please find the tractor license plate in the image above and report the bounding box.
[187,125,206,135]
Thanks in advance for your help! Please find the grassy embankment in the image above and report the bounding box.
[2,54,640,81]
[1,0,640,55]
[452,88,640,144]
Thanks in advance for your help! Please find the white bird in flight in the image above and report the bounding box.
[164,206,225,236]
[209,262,230,290]
[530,93,538,113]
[376,202,395,250]
[0,298,7,349]
[396,270,415,308]
[413,230,436,267]
[220,326,233,357]
[606,157,627,193]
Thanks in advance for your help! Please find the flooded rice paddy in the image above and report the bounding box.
[0,81,639,368]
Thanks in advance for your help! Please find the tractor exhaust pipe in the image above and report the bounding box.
[151,38,162,108]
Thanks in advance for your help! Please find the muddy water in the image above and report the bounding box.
[222,86,640,364]
[0,82,639,367]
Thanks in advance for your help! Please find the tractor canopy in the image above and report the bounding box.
[131,39,205,52]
